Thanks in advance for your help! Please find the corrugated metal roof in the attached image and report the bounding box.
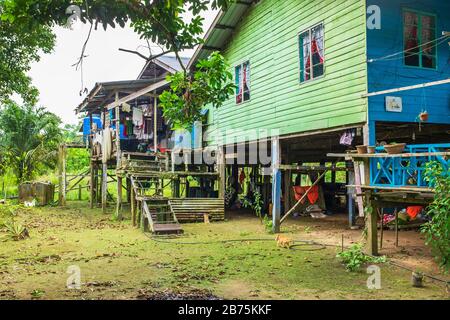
[76,77,168,114]
[188,1,254,68]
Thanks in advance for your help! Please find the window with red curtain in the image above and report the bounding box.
[299,23,324,83]
[235,61,250,104]
[404,10,436,69]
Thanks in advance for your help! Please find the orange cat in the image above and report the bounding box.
[275,235,294,249]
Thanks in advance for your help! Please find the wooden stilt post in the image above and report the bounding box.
[363,158,378,256]
[114,92,123,220]
[346,161,355,227]
[271,137,281,233]
[153,95,158,152]
[283,154,292,215]
[58,144,67,206]
[217,146,225,198]
[102,163,107,213]
[126,178,131,204]
[89,114,94,208]
[131,180,136,226]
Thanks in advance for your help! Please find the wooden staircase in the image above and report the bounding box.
[142,198,183,235]
[130,176,183,235]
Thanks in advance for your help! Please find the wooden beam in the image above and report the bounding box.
[202,45,222,51]
[328,152,450,160]
[279,164,348,172]
[105,79,168,110]
[363,78,450,97]
[215,24,235,30]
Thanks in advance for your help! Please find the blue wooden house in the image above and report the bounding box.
[366,0,450,145]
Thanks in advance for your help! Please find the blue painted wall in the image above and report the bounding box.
[366,0,450,145]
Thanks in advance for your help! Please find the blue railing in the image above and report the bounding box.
[370,144,450,188]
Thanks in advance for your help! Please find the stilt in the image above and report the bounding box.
[116,176,123,220]
[271,137,281,233]
[90,160,95,209]
[283,166,292,214]
[131,181,136,226]
[217,146,225,198]
[114,92,123,220]
[102,163,108,214]
[346,161,355,227]
[363,158,378,256]
[58,144,67,206]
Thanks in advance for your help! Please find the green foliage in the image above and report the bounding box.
[0,19,55,104]
[336,244,386,272]
[0,0,231,103]
[160,52,235,129]
[0,101,63,182]
[262,215,273,234]
[2,218,30,241]
[422,161,450,271]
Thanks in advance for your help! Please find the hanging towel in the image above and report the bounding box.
[293,186,319,205]
[132,107,143,127]
[406,206,423,220]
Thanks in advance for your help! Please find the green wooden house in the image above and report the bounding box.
[190,0,368,147]
[188,0,450,232]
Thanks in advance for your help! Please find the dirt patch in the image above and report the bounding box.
[136,288,220,300]
[217,279,263,299]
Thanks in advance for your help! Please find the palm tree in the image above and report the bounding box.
[0,102,62,182]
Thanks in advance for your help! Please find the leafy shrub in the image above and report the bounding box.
[422,161,450,271]
[3,219,29,241]
[337,244,386,272]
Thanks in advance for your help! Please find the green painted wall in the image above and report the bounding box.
[206,0,368,146]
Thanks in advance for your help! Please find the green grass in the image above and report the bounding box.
[0,201,448,300]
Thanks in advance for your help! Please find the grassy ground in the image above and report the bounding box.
[0,201,448,300]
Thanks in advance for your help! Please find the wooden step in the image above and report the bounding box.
[152,223,183,235]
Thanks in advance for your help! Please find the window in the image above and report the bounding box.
[404,10,437,69]
[299,24,324,82]
[235,61,250,104]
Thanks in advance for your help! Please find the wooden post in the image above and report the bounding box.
[89,160,95,208]
[153,95,158,152]
[363,158,378,256]
[102,163,107,213]
[89,113,95,208]
[58,144,67,206]
[271,137,281,233]
[126,178,131,204]
[131,180,136,226]
[115,92,123,220]
[217,146,226,198]
[346,161,355,227]
[283,169,292,215]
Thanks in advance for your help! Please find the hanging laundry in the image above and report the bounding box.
[122,102,131,113]
[239,169,246,185]
[406,206,424,220]
[132,107,143,127]
[340,129,355,146]
[293,185,320,205]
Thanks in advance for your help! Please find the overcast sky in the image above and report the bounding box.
[28,11,216,125]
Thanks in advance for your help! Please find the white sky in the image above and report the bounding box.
[28,11,216,125]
